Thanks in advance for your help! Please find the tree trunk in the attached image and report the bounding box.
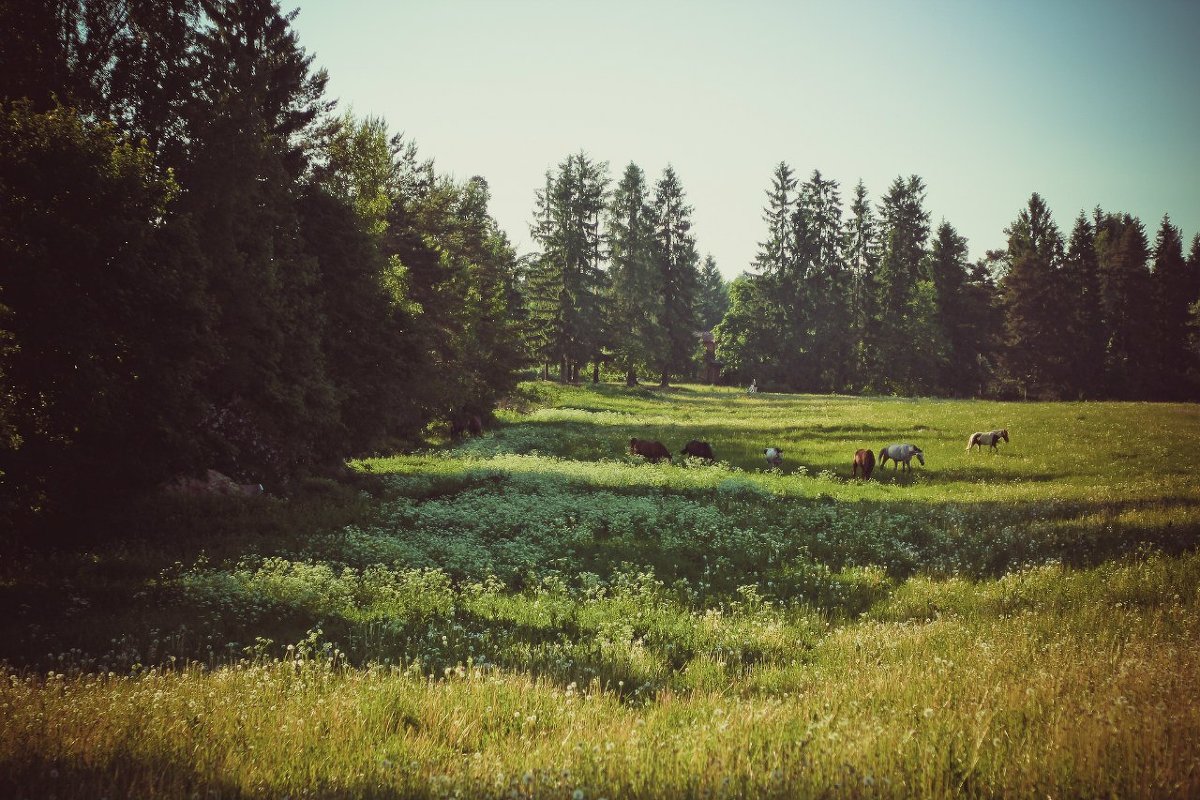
[592,361,600,384]
[625,368,638,387]
[659,370,670,388]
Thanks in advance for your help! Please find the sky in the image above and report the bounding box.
[290,0,1200,279]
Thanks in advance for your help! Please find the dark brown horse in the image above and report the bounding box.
[630,438,672,463]
[852,448,875,479]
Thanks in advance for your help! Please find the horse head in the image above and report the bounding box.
[915,448,925,466]
[999,429,1009,443]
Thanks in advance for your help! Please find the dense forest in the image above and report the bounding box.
[2,0,1198,526]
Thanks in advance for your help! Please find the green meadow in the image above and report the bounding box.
[2,383,1199,799]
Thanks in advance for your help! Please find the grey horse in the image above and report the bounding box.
[879,443,925,471]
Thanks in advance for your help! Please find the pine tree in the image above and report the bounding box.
[875,175,931,393]
[651,166,700,387]
[795,170,846,391]
[179,0,339,478]
[605,163,660,385]
[1059,214,1106,398]
[755,163,798,276]
[696,255,730,330]
[1149,215,1196,399]
[1094,211,1154,397]
[925,222,972,395]
[844,180,881,391]
[1001,193,1069,398]
[527,152,609,382]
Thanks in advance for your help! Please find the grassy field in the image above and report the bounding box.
[2,383,1199,798]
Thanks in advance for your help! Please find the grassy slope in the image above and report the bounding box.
[2,383,1199,799]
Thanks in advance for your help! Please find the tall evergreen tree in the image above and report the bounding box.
[605,163,660,385]
[755,163,798,276]
[1149,215,1197,399]
[875,175,931,392]
[527,152,608,382]
[1094,211,1154,397]
[1001,193,1069,398]
[844,180,881,391]
[696,254,730,330]
[651,166,700,387]
[178,0,339,478]
[794,170,846,391]
[925,222,973,395]
[1060,213,1106,398]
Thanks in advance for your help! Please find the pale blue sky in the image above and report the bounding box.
[291,0,1200,278]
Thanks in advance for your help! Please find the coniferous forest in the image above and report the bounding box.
[2,0,1198,529]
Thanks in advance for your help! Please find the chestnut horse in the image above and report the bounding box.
[852,448,875,479]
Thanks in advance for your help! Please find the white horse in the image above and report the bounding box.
[879,443,924,471]
[763,446,783,467]
[967,429,1009,452]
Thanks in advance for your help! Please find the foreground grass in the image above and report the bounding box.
[5,554,1197,799]
[2,383,1199,798]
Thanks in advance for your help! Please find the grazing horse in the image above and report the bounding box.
[680,440,715,461]
[763,447,783,468]
[967,429,1009,452]
[630,438,672,463]
[879,443,924,472]
[852,448,875,480]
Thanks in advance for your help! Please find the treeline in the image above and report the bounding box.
[522,156,1200,403]
[0,0,526,525]
[715,164,1200,400]
[522,155,728,387]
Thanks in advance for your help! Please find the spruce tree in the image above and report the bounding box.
[844,180,880,391]
[1094,211,1154,397]
[925,222,973,395]
[1149,215,1196,399]
[875,175,931,392]
[605,163,660,385]
[696,255,730,330]
[795,170,846,391]
[651,166,700,387]
[528,153,608,382]
[1001,193,1069,398]
[1060,213,1106,398]
[179,0,339,478]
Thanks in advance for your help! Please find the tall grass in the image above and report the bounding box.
[2,382,1198,798]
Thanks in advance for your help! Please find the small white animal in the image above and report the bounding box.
[763,446,783,467]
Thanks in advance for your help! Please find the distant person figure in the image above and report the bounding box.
[764,446,783,468]
[747,379,758,394]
